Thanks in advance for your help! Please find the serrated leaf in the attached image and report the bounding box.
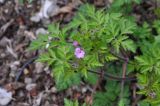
[48,24,60,36]
[64,99,79,106]
[121,40,137,53]
[55,71,81,91]
[54,66,64,82]
[120,20,136,34]
[105,54,118,61]
[81,68,88,78]
[85,72,98,85]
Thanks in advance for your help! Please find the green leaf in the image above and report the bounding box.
[105,54,118,61]
[134,0,142,4]
[55,71,81,91]
[48,24,60,36]
[109,13,122,20]
[153,20,160,35]
[138,101,150,106]
[64,99,79,106]
[120,19,136,34]
[28,35,48,50]
[85,72,98,85]
[81,68,88,78]
[118,99,125,106]
[84,54,103,68]
[93,81,122,106]
[121,40,137,53]
[54,66,64,82]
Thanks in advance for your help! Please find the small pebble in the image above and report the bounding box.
[1,53,6,58]
[24,68,30,75]
[36,28,48,35]
[50,87,57,93]
[18,90,25,97]
[82,87,87,93]
[24,78,32,84]
[35,62,44,73]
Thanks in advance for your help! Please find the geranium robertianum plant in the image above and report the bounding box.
[30,4,160,106]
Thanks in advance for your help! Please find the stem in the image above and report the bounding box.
[90,68,104,106]
[132,95,142,106]
[88,70,136,81]
[110,51,126,61]
[155,0,157,9]
[15,55,38,81]
[131,83,138,106]
[110,51,134,65]
[120,57,128,99]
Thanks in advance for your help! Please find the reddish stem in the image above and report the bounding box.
[120,57,128,99]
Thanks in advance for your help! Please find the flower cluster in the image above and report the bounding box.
[74,47,85,59]
[73,41,85,59]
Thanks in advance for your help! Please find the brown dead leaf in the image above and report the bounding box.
[59,3,74,14]
[11,82,25,90]
[0,19,14,37]
[73,92,81,99]
[58,0,82,15]
[15,43,27,52]
[4,82,24,97]
[33,92,43,106]
[4,83,13,92]
[4,82,25,93]
[29,88,38,97]
[24,31,36,40]
[26,83,38,97]
[85,95,93,106]
[16,16,25,25]
[94,0,106,7]
[6,45,18,58]
[108,0,113,3]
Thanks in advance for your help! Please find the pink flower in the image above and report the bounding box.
[73,41,79,47]
[74,47,85,59]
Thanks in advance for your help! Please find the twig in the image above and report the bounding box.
[15,56,38,81]
[16,56,136,82]
[0,19,14,39]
